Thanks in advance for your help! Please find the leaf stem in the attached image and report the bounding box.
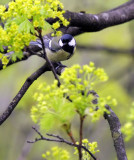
[78,115,84,160]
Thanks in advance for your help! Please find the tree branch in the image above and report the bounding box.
[46,0,134,36]
[3,0,134,35]
[27,127,97,160]
[104,105,128,160]
[61,0,134,35]
[0,63,49,125]
[0,62,66,125]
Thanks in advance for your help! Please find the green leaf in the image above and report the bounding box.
[40,114,55,131]
[0,53,3,59]
[14,16,27,25]
[40,8,47,16]
[18,18,35,34]
[0,43,4,52]
[11,51,23,62]
[44,21,51,30]
[11,53,17,62]
[4,16,27,30]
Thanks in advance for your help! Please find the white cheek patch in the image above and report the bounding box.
[59,39,63,47]
[69,38,76,46]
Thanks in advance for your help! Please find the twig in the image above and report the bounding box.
[38,30,61,87]
[67,130,76,144]
[27,127,97,160]
[104,105,128,160]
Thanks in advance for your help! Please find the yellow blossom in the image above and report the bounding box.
[52,21,60,29]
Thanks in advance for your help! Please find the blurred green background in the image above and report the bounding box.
[0,0,134,160]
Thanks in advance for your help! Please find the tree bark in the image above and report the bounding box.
[104,105,128,160]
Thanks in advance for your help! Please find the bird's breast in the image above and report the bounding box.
[45,48,70,62]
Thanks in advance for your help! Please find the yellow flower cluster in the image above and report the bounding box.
[42,146,70,160]
[0,53,9,68]
[74,139,99,159]
[0,0,69,66]
[61,62,108,88]
[122,122,134,141]
[31,62,117,131]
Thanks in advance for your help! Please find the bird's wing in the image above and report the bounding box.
[49,36,62,52]
[29,36,51,49]
[29,36,62,52]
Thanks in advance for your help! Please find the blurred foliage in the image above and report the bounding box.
[97,81,132,120]
[0,0,134,160]
[0,0,10,5]
[122,102,134,141]
[42,146,71,160]
[76,23,131,48]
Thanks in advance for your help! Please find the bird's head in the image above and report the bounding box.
[59,34,76,59]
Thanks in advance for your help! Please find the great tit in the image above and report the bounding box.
[30,34,76,62]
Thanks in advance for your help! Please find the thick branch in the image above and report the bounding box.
[104,105,127,160]
[46,0,134,36]
[3,0,134,34]
[61,0,134,35]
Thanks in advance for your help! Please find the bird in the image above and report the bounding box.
[30,34,76,62]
